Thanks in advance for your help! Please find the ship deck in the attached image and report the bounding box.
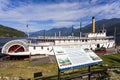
[29,36,114,40]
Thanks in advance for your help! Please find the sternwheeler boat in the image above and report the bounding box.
[1,17,115,58]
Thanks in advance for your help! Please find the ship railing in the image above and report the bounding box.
[37,36,93,39]
[37,36,83,39]
[105,36,114,38]
[28,42,54,46]
[30,36,114,40]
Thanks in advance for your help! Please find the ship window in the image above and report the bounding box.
[82,40,84,42]
[90,48,93,50]
[33,46,36,50]
[97,44,100,48]
[74,40,78,42]
[59,40,61,43]
[41,46,43,49]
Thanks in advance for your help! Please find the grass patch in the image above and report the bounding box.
[100,53,120,67]
[0,53,120,79]
[0,61,58,79]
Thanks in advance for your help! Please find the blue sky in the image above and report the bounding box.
[0,0,120,32]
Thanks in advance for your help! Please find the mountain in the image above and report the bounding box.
[76,18,120,36]
[0,25,26,38]
[74,18,120,44]
[30,27,73,37]
[30,18,120,37]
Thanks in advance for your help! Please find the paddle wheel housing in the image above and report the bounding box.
[1,40,28,59]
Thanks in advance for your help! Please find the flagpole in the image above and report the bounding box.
[26,23,29,39]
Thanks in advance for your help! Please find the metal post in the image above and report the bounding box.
[88,66,91,80]
[58,69,61,80]
[72,25,74,37]
[80,22,82,38]
[44,30,46,39]
[29,52,31,63]
[59,31,61,37]
[55,32,56,37]
[79,31,81,38]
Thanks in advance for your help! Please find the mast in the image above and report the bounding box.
[55,32,56,37]
[114,27,116,46]
[80,22,82,38]
[72,25,74,36]
[59,31,61,37]
[44,30,46,39]
[102,24,105,32]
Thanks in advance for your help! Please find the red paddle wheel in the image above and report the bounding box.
[1,40,29,60]
[8,45,25,53]
[8,45,27,60]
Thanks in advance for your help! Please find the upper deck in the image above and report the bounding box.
[29,36,114,41]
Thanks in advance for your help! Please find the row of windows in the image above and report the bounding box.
[57,39,108,42]
[37,40,54,42]
[36,39,112,43]
[33,46,49,50]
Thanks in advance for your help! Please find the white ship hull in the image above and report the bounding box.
[1,17,115,56]
[1,35,115,56]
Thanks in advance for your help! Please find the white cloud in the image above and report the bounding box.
[0,0,9,9]
[52,21,77,27]
[0,2,88,21]
[0,0,120,32]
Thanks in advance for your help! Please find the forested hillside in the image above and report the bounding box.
[0,25,26,38]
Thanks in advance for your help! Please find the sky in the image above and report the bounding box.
[0,0,120,32]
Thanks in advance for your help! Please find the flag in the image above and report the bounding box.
[26,24,28,28]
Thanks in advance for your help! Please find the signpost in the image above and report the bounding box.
[53,45,103,80]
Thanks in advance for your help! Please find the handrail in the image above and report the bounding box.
[29,36,114,40]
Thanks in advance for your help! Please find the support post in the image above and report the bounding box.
[72,25,74,37]
[59,31,61,37]
[55,32,56,37]
[44,30,46,39]
[58,69,61,80]
[88,66,91,80]
[29,52,31,63]
[80,22,82,38]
